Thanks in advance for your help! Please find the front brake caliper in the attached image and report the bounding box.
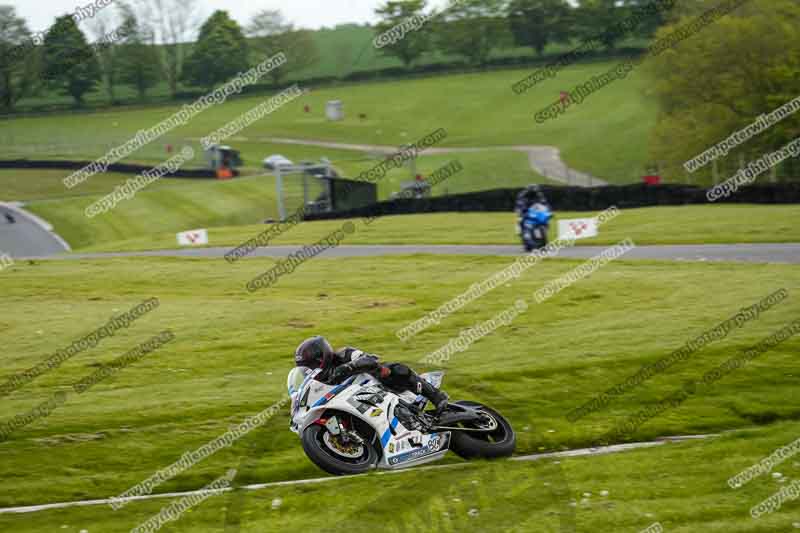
[324,416,341,436]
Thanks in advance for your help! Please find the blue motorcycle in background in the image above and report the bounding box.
[520,203,553,252]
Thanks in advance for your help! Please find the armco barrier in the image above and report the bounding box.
[303,183,800,221]
[0,159,216,178]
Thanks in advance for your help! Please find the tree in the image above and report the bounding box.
[87,8,125,103]
[0,5,36,110]
[647,0,800,180]
[373,0,431,68]
[116,5,160,100]
[575,0,630,50]
[182,10,248,89]
[42,15,101,106]
[507,0,572,56]
[661,0,712,21]
[622,0,673,39]
[434,0,511,66]
[132,0,201,98]
[246,9,288,39]
[246,10,319,85]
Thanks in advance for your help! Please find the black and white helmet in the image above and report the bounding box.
[294,336,335,368]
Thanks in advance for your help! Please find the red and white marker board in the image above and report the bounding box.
[177,229,209,246]
[558,218,598,240]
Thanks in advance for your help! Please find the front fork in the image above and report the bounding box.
[317,414,365,446]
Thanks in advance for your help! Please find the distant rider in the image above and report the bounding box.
[515,184,549,214]
[294,336,449,415]
[515,185,550,232]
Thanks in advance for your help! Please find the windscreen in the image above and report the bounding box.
[287,367,311,397]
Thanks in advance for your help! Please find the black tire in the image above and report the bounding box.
[301,423,378,476]
[449,401,516,460]
[539,226,549,247]
[522,232,534,252]
[533,226,548,249]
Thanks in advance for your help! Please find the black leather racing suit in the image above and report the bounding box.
[319,347,447,408]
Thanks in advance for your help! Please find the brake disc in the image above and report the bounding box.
[323,431,365,458]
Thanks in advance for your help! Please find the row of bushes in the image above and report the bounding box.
[304,183,800,221]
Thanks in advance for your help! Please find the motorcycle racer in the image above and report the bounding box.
[294,336,449,415]
[515,185,551,236]
[515,184,549,216]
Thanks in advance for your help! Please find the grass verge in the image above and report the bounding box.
[65,205,800,253]
[0,251,797,518]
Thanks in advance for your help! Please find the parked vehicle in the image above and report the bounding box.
[263,154,294,171]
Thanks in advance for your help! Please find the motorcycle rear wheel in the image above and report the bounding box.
[448,401,516,460]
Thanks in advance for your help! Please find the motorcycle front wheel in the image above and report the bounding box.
[534,226,548,248]
[301,420,378,476]
[448,401,516,460]
[522,232,535,252]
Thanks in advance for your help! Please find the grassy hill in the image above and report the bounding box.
[0,62,659,187]
[0,169,206,202]
[24,175,285,250]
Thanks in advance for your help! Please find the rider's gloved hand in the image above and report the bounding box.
[332,364,353,382]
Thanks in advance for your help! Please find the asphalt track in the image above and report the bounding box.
[0,433,715,515]
[0,203,70,257]
[24,243,800,264]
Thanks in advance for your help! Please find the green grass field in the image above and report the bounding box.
[5,421,798,532]
[23,175,286,250]
[0,251,797,531]
[0,169,207,202]
[0,142,551,204]
[14,154,545,251]
[3,13,799,532]
[30,204,800,253]
[0,62,659,185]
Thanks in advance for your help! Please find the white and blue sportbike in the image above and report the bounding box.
[287,367,516,475]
